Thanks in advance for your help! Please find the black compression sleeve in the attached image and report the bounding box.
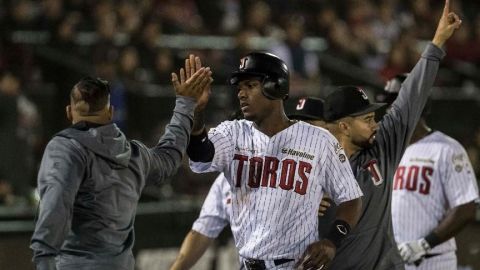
[326,219,351,248]
[187,128,215,162]
[424,232,441,248]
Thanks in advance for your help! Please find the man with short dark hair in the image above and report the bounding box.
[186,50,363,270]
[321,1,462,269]
[30,61,212,270]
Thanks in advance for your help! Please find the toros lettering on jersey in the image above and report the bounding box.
[233,154,311,195]
[393,165,433,195]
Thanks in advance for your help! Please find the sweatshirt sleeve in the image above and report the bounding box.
[30,137,86,270]
[144,96,196,185]
[377,43,445,167]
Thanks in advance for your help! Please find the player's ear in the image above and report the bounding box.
[338,121,350,136]
[66,105,72,121]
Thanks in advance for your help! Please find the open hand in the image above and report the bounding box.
[183,54,212,112]
[171,66,212,103]
[432,0,462,47]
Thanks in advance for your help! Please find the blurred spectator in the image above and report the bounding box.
[194,0,225,34]
[151,48,175,84]
[445,21,480,63]
[270,15,319,96]
[118,46,148,90]
[6,0,38,31]
[371,2,401,44]
[0,71,40,203]
[117,1,142,35]
[409,0,437,39]
[0,178,14,206]
[94,59,128,131]
[220,0,241,33]
[38,0,64,32]
[243,1,283,38]
[326,20,363,64]
[378,43,410,81]
[312,5,338,38]
[156,0,203,34]
[92,8,119,64]
[378,29,419,81]
[271,15,318,79]
[134,18,162,70]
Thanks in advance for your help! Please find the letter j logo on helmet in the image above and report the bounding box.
[239,58,248,70]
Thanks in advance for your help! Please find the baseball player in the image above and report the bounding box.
[185,52,363,270]
[170,173,234,270]
[381,75,480,269]
[320,1,462,269]
[170,99,333,270]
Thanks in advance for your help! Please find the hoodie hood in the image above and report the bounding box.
[56,123,131,167]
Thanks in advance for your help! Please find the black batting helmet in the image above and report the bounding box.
[229,52,289,100]
[376,73,432,116]
[375,73,408,104]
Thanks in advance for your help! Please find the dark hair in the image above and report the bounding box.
[71,77,110,114]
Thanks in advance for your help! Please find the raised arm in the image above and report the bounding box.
[146,58,212,183]
[182,55,217,163]
[379,0,462,163]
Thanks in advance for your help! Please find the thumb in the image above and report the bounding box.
[454,19,462,29]
[171,73,180,89]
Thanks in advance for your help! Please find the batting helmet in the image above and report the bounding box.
[229,52,289,100]
[375,73,408,104]
[376,73,432,116]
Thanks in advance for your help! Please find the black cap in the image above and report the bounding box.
[288,97,324,120]
[324,86,387,122]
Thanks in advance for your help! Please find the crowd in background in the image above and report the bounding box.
[0,0,479,205]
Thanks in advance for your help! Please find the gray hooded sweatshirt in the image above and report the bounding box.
[30,97,195,270]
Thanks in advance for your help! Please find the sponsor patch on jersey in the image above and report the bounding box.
[334,142,344,154]
[281,148,315,160]
[409,157,434,164]
[452,153,464,173]
[235,146,257,153]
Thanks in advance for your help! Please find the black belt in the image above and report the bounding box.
[413,253,442,266]
[243,258,294,270]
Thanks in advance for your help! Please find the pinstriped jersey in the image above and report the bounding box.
[392,131,479,254]
[192,173,232,238]
[190,120,362,260]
